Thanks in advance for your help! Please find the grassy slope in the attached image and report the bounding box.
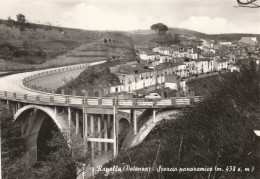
[0,20,135,71]
[95,62,260,179]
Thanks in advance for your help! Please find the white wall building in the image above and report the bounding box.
[213,59,228,71]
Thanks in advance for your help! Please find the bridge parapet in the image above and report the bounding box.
[0,90,203,109]
[22,63,90,94]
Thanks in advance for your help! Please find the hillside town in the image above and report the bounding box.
[100,35,259,97]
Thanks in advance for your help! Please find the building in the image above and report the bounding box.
[153,45,198,60]
[220,42,232,46]
[230,65,240,72]
[164,74,186,91]
[109,61,189,93]
[139,50,160,60]
[213,59,228,71]
[147,59,160,67]
[183,58,196,75]
[195,59,209,74]
[159,55,173,63]
[194,58,214,74]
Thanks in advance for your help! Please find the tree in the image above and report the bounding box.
[39,130,90,178]
[16,13,26,23]
[0,104,30,178]
[150,23,168,35]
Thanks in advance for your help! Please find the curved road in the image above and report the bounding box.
[0,61,105,95]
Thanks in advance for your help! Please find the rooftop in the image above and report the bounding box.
[116,63,152,75]
[196,58,213,62]
[140,50,159,56]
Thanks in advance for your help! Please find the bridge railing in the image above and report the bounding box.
[0,90,204,108]
[22,61,107,95]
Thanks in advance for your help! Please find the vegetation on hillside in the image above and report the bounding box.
[0,103,91,178]
[0,104,31,178]
[187,75,225,97]
[95,60,260,179]
[58,60,122,96]
[210,33,260,42]
[0,17,136,71]
[0,17,88,64]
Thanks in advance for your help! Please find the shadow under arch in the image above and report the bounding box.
[118,117,131,150]
[14,105,72,165]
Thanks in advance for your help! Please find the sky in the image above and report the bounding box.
[0,0,260,34]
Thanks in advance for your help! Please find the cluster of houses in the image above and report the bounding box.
[106,55,235,94]
[102,35,259,95]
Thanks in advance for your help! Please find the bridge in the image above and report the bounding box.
[0,61,203,178]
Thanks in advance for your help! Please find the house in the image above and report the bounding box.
[113,64,155,92]
[164,74,186,91]
[194,59,212,74]
[213,59,228,71]
[146,59,160,67]
[171,62,188,77]
[153,46,174,56]
[229,65,240,72]
[220,42,232,46]
[139,50,160,60]
[159,55,173,63]
[183,58,196,75]
[206,58,214,72]
[174,46,198,59]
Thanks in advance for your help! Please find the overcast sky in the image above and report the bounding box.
[0,0,260,34]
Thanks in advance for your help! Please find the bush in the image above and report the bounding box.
[13,49,29,57]
[0,47,13,58]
